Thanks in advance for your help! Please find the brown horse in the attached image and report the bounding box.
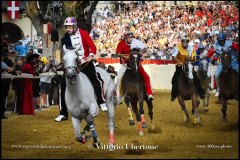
[120,48,154,136]
[176,61,200,124]
[219,51,239,122]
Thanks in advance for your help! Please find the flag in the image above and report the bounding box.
[7,1,20,20]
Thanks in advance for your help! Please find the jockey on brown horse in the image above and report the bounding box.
[115,31,154,104]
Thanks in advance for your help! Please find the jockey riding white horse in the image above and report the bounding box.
[63,48,116,150]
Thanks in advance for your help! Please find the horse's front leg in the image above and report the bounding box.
[125,97,135,126]
[220,96,227,122]
[177,96,190,123]
[139,99,147,128]
[87,114,100,148]
[71,117,85,144]
[203,89,210,112]
[192,92,200,124]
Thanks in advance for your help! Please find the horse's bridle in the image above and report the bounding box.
[199,58,209,72]
[64,51,81,78]
[221,53,232,72]
[128,51,140,70]
[183,61,193,79]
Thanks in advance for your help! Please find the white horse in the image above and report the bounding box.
[63,48,116,150]
[196,57,211,112]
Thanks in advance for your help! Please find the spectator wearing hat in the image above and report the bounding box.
[39,61,54,110]
[18,54,39,115]
[11,56,24,114]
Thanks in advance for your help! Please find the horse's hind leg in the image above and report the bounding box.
[106,98,115,150]
[125,97,135,126]
[203,89,210,112]
[192,93,200,124]
[71,117,85,144]
[86,114,100,148]
[139,100,147,128]
[220,97,227,122]
[177,96,190,123]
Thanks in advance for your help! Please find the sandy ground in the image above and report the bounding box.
[2,90,239,159]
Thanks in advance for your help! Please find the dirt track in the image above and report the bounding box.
[2,90,239,159]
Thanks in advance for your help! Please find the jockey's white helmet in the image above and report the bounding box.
[64,17,78,32]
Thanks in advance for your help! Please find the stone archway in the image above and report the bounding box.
[2,22,24,43]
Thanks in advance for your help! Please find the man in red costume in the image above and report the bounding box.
[20,54,39,115]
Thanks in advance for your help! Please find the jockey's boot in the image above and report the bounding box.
[99,103,108,112]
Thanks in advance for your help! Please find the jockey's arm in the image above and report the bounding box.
[172,56,183,65]
[171,47,183,65]
[232,41,239,51]
[116,52,130,59]
[206,48,215,59]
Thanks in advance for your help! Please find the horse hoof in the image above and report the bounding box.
[108,143,114,151]
[184,116,191,123]
[142,122,147,128]
[222,118,227,123]
[92,139,100,148]
[139,131,144,136]
[76,137,85,144]
[203,107,209,112]
[129,120,135,126]
[81,135,86,144]
[193,117,200,124]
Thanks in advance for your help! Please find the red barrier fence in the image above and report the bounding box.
[96,58,176,65]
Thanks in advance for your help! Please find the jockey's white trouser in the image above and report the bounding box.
[114,64,127,98]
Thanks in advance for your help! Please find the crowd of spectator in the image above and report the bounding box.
[1,47,60,118]
[91,1,239,59]
[3,34,43,57]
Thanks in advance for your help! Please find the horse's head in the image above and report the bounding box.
[199,57,209,74]
[183,61,194,83]
[128,48,142,73]
[221,50,231,73]
[63,46,79,85]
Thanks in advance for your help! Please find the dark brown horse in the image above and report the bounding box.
[120,48,154,136]
[177,61,201,124]
[219,51,239,122]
